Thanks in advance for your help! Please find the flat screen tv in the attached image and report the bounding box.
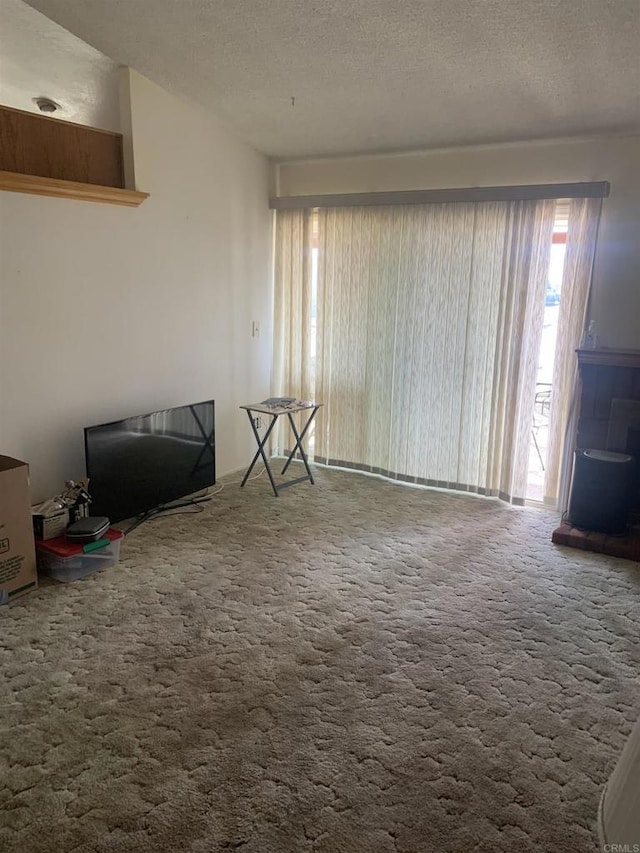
[84,400,215,522]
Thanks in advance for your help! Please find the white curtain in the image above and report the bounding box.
[487,200,557,500]
[271,209,314,456]
[317,200,556,503]
[544,197,603,507]
[275,199,556,503]
[272,208,314,402]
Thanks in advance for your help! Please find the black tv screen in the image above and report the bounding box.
[85,400,215,522]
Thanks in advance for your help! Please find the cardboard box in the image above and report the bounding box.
[32,507,70,540]
[0,456,38,602]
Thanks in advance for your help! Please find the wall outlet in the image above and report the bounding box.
[252,320,260,338]
[253,415,262,430]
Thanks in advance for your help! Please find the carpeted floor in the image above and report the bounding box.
[1,465,638,853]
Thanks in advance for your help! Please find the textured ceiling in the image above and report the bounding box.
[0,0,120,130]
[23,0,640,159]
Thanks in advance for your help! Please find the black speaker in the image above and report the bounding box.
[568,449,636,534]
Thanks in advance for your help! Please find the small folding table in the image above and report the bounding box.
[239,399,322,497]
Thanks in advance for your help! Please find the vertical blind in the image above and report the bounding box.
[272,209,314,403]
[545,197,603,506]
[274,198,558,504]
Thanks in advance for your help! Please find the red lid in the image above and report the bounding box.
[35,527,124,557]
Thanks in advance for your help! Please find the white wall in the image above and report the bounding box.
[0,70,271,502]
[275,136,640,349]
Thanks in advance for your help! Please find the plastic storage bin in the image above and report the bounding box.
[36,528,124,582]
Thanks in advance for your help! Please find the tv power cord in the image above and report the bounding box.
[121,494,211,535]
[121,466,268,535]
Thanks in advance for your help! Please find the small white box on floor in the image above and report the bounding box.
[32,507,70,540]
[36,529,124,583]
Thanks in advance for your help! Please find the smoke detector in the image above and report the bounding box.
[34,97,60,114]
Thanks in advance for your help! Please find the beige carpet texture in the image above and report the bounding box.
[1,465,638,853]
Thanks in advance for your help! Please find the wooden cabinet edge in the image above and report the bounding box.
[576,348,640,369]
[0,170,149,207]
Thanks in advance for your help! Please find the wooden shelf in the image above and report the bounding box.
[0,170,149,207]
